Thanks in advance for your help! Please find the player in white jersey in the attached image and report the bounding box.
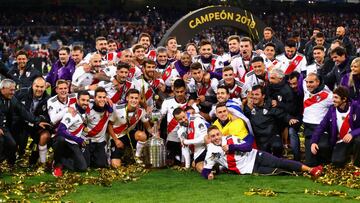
[302,73,333,166]
[173,107,207,171]
[47,80,77,127]
[192,40,223,80]
[243,57,268,95]
[202,126,324,180]
[98,62,135,105]
[72,54,101,92]
[263,42,280,71]
[108,89,153,168]
[132,44,146,69]
[138,33,156,61]
[81,36,119,66]
[52,91,90,177]
[276,39,307,75]
[222,35,241,66]
[133,59,165,112]
[239,37,267,73]
[187,62,218,115]
[82,87,113,168]
[304,45,326,76]
[218,66,246,99]
[159,79,199,165]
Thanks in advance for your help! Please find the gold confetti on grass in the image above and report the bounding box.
[244,188,277,197]
[0,165,148,202]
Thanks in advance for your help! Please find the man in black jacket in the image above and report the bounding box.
[324,46,355,89]
[255,27,284,55]
[330,26,356,57]
[0,79,49,167]
[244,85,298,157]
[14,77,51,165]
[7,50,41,89]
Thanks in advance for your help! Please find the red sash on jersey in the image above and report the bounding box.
[230,86,242,99]
[147,50,156,60]
[68,97,77,106]
[107,52,114,61]
[167,103,188,133]
[87,111,110,137]
[70,124,84,136]
[162,65,172,82]
[144,79,161,101]
[226,137,241,174]
[113,108,142,135]
[187,119,195,153]
[303,91,329,109]
[197,81,211,96]
[111,81,132,103]
[209,58,216,72]
[284,55,303,75]
[339,114,350,139]
[128,67,136,79]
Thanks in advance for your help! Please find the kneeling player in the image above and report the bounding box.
[53,91,90,177]
[108,89,153,168]
[173,107,208,172]
[202,126,323,180]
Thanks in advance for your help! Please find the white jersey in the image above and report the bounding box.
[336,108,351,137]
[110,104,148,138]
[72,66,94,88]
[243,71,267,94]
[264,58,280,71]
[302,82,333,124]
[160,63,180,88]
[221,54,247,81]
[192,55,223,73]
[47,93,77,125]
[146,49,157,61]
[177,115,207,159]
[84,103,112,143]
[101,64,117,79]
[276,53,307,74]
[128,65,143,80]
[160,97,199,142]
[187,78,218,97]
[98,80,135,105]
[60,110,87,145]
[133,76,164,108]
[82,51,119,66]
[218,79,246,99]
[203,135,258,174]
[304,62,323,76]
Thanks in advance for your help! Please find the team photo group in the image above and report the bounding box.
[0,14,360,182]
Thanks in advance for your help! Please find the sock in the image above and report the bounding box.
[38,144,48,163]
[182,147,191,168]
[135,141,145,157]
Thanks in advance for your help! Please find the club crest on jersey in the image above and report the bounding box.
[211,152,221,160]
[277,95,282,102]
[26,72,31,77]
[263,109,268,115]
[316,95,321,102]
[251,109,256,115]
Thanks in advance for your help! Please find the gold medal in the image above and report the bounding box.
[83,127,89,133]
[154,95,159,100]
